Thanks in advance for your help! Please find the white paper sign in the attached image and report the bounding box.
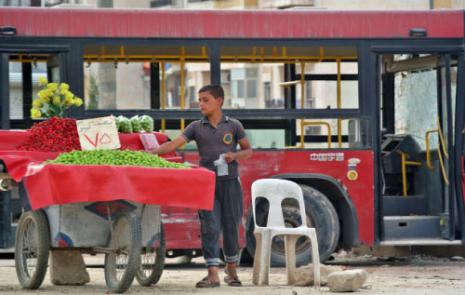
[76,116,121,150]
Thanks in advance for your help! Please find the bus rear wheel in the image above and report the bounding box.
[246,184,340,266]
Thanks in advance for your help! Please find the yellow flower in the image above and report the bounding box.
[38,76,47,86]
[32,99,42,108]
[64,96,74,106]
[65,92,74,100]
[47,83,58,91]
[42,95,51,103]
[37,90,51,103]
[60,83,70,94]
[31,108,41,119]
[61,89,70,97]
[60,83,69,90]
[74,97,83,107]
[38,90,47,99]
[52,96,61,105]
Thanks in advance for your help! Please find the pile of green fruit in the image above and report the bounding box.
[47,150,190,169]
[116,115,154,133]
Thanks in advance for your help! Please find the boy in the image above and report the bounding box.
[150,84,252,288]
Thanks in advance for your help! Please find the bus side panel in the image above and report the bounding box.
[182,149,375,247]
[239,150,374,245]
[162,207,202,250]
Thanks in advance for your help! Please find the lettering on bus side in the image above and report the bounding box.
[309,152,344,162]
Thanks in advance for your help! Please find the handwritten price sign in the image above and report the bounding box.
[76,116,121,150]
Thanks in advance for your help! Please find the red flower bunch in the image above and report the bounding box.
[18,117,81,152]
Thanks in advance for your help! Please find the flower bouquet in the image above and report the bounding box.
[30,77,83,119]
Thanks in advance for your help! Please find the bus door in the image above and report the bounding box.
[377,51,463,244]
[455,54,465,244]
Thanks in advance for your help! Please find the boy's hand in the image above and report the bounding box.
[223,152,236,163]
[148,135,187,156]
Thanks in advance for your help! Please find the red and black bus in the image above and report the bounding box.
[1,8,464,265]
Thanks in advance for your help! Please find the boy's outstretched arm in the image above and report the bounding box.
[150,135,187,155]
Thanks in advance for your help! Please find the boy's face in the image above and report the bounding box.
[198,91,223,117]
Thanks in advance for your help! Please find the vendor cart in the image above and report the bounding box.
[15,200,164,293]
[0,131,215,294]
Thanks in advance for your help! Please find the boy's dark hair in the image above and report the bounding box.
[198,84,224,99]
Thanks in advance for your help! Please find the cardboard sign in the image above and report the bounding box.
[76,116,121,150]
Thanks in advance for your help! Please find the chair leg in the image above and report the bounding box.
[252,232,262,285]
[285,235,299,285]
[308,230,320,288]
[261,229,272,285]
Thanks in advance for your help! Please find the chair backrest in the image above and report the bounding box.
[251,178,307,228]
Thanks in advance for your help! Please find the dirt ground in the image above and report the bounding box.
[0,253,465,295]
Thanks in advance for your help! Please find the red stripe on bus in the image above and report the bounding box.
[0,8,463,39]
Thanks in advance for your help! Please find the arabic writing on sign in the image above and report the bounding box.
[309,153,344,162]
[76,116,121,150]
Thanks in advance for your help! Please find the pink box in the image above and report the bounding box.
[139,133,159,151]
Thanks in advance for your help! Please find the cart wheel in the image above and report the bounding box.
[15,210,50,290]
[136,225,165,286]
[104,212,142,293]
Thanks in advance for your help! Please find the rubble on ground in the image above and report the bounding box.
[50,250,90,286]
[293,264,344,286]
[327,269,368,292]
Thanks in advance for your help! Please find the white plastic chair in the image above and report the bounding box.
[251,178,320,288]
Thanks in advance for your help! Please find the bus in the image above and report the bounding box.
[1,7,464,265]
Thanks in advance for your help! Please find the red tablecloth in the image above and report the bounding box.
[0,151,59,181]
[0,130,214,211]
[0,130,29,150]
[0,131,178,182]
[23,164,215,211]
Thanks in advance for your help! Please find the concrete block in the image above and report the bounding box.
[50,250,90,286]
[327,269,368,292]
[293,264,343,286]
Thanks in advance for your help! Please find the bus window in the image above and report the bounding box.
[295,62,359,110]
[223,63,285,109]
[9,62,24,120]
[246,129,286,149]
[296,118,370,149]
[162,129,286,150]
[393,64,439,150]
[162,129,198,150]
[83,61,150,110]
[297,80,359,109]
[155,62,280,110]
[162,62,210,110]
[9,60,49,120]
[219,45,358,110]
[83,44,209,111]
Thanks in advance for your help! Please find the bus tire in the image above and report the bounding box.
[246,184,340,266]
